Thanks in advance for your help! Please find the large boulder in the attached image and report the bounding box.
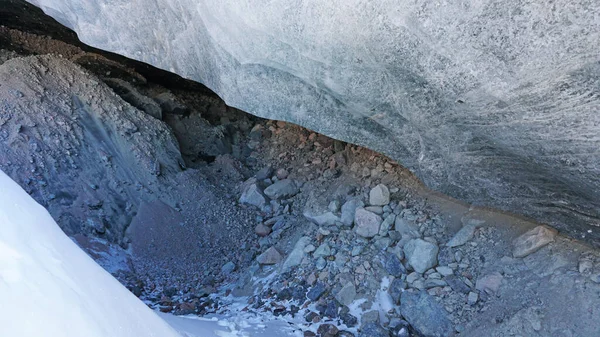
[27,0,600,245]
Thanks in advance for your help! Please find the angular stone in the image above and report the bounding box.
[335,283,357,306]
[282,236,310,272]
[384,253,407,277]
[316,257,327,270]
[264,179,299,200]
[255,166,273,180]
[423,279,447,289]
[257,247,283,265]
[436,266,453,277]
[341,199,364,226]
[313,243,332,258]
[513,225,558,258]
[394,217,421,245]
[467,291,479,306]
[369,184,390,206]
[307,282,327,301]
[239,183,266,208]
[475,272,503,295]
[221,261,236,274]
[446,224,477,248]
[304,211,340,226]
[406,272,421,284]
[379,214,396,237]
[317,324,338,337]
[404,239,439,273]
[400,291,453,337]
[389,278,407,304]
[354,208,382,238]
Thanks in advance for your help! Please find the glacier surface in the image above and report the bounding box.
[25,0,600,244]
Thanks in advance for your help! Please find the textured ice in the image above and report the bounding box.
[24,0,600,245]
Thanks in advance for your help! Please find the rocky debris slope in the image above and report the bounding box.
[0,54,182,244]
[0,35,261,304]
[24,0,600,246]
[213,120,600,337]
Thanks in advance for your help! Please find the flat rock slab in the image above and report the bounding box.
[513,225,558,258]
[282,236,310,272]
[400,291,453,337]
[334,283,356,306]
[304,211,339,226]
[446,224,477,248]
[256,247,283,265]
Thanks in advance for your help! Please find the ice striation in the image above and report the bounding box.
[25,0,600,245]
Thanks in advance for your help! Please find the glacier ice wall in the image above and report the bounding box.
[26,0,600,244]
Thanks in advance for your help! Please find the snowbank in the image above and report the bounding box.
[0,170,181,337]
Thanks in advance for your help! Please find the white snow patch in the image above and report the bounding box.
[0,170,180,337]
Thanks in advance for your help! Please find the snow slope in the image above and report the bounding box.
[0,170,181,337]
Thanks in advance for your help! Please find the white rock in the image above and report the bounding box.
[404,239,439,273]
[467,291,479,306]
[475,272,503,294]
[354,208,382,238]
[239,182,266,208]
[369,184,390,206]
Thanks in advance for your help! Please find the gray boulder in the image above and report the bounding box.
[264,179,299,200]
[282,236,310,272]
[341,199,364,227]
[404,239,439,273]
[239,182,267,208]
[354,208,382,238]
